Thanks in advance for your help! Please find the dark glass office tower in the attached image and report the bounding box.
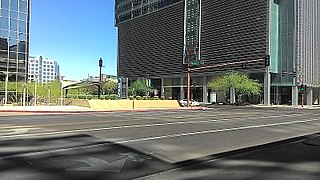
[115,0,320,105]
[0,0,30,102]
[0,0,30,80]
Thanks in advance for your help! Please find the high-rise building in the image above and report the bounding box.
[0,0,30,82]
[0,0,30,101]
[28,56,60,83]
[115,0,320,105]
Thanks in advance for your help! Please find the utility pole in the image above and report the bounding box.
[187,66,191,107]
[60,76,65,106]
[4,72,8,105]
[98,58,103,99]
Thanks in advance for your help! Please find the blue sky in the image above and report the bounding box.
[30,0,117,80]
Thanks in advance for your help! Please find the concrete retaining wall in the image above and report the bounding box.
[68,99,180,110]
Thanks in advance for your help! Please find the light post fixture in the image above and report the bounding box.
[4,72,9,105]
[187,66,191,107]
[47,84,52,105]
[98,58,104,99]
[34,75,39,106]
[60,76,65,106]
[23,83,26,106]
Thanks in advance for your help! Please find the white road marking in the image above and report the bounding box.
[117,118,320,144]
[0,113,314,140]
[1,118,319,161]
[0,124,41,136]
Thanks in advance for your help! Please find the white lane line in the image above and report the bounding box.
[117,118,320,144]
[1,118,319,160]
[0,113,310,139]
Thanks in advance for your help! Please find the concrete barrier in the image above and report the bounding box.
[88,100,133,110]
[67,99,90,108]
[133,100,180,109]
[86,100,180,110]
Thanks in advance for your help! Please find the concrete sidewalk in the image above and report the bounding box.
[0,106,96,114]
[252,104,320,109]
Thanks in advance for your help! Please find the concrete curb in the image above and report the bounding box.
[0,107,208,114]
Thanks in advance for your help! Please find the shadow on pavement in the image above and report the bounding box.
[149,133,320,180]
[0,134,175,180]
[1,134,320,180]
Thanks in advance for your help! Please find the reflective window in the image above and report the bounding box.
[0,29,8,38]
[1,9,8,17]
[10,19,18,31]
[19,13,27,21]
[1,0,9,9]
[0,17,8,29]
[11,0,18,10]
[19,0,27,13]
[10,10,18,19]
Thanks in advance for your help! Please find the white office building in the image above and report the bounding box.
[28,56,60,83]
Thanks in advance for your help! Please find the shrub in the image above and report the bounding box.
[103,95,110,100]
[128,96,134,100]
[160,96,165,100]
[136,96,142,100]
[142,96,148,100]
[86,95,92,100]
[78,94,86,99]
[150,97,159,100]
[110,94,118,100]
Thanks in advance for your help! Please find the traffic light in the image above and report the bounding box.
[99,58,103,67]
[265,55,270,66]
[293,71,297,78]
[282,70,287,76]
[300,83,306,91]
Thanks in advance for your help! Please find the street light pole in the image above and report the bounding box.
[23,84,26,106]
[60,76,65,106]
[187,65,191,107]
[4,73,8,105]
[34,76,37,106]
[98,58,103,99]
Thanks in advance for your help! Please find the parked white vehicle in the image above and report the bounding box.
[179,99,200,107]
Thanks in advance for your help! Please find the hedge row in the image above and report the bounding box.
[66,94,118,100]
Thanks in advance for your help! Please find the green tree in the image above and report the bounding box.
[208,71,261,103]
[128,78,153,97]
[103,80,117,95]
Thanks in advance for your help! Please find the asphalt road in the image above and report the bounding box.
[0,107,320,179]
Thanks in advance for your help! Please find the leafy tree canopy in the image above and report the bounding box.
[128,78,153,97]
[208,71,261,96]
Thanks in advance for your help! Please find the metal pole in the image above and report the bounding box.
[98,58,103,99]
[23,85,26,106]
[60,76,65,106]
[26,87,29,106]
[49,87,51,105]
[187,66,191,107]
[34,78,37,106]
[60,82,63,106]
[47,86,51,105]
[4,73,8,105]
[98,65,102,99]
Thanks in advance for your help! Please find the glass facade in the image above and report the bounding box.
[0,0,30,102]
